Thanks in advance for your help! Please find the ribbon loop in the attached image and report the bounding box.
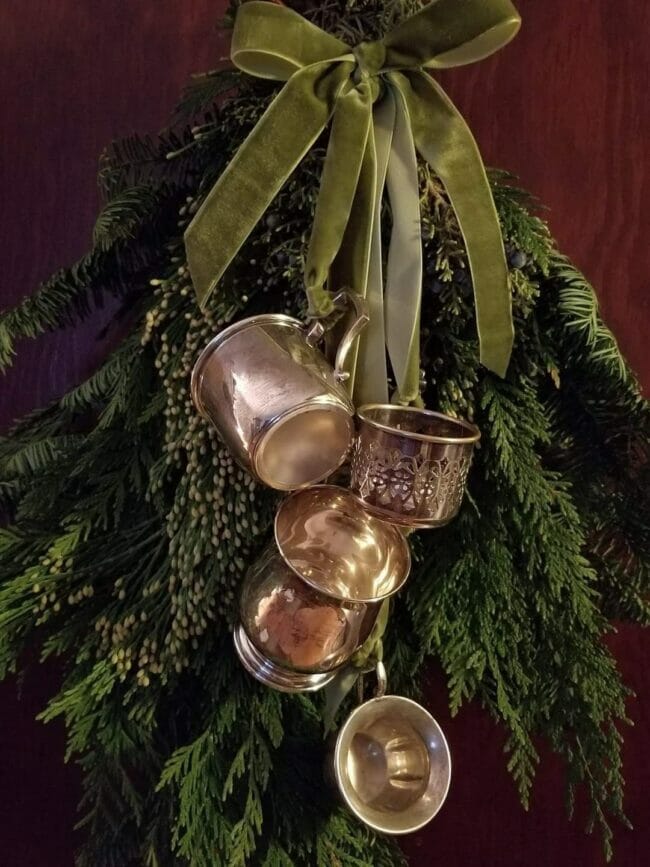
[185,0,522,391]
[231,1,347,80]
[383,0,521,69]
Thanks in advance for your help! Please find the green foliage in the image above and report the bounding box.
[93,184,174,251]
[175,69,242,121]
[0,0,648,865]
[98,128,199,200]
[0,250,121,371]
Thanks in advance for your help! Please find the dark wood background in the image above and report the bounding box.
[0,1,648,864]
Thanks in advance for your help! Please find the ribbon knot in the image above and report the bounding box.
[352,41,386,81]
[185,0,522,403]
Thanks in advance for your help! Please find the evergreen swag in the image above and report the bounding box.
[0,1,648,864]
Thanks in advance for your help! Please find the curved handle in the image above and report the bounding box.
[331,290,369,383]
[374,659,387,698]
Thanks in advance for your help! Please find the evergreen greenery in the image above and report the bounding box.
[1,1,648,864]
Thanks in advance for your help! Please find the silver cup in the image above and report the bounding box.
[330,663,452,834]
[238,545,381,677]
[191,292,368,491]
[350,404,480,528]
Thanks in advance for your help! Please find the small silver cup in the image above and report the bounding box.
[191,292,368,491]
[350,404,480,528]
[330,663,452,834]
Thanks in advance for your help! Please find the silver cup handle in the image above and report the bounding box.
[374,659,388,698]
[304,290,369,383]
[304,319,326,346]
[356,658,388,704]
[331,291,370,383]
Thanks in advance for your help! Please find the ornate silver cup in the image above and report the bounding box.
[350,405,480,528]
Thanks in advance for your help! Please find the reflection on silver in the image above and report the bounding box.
[347,723,430,812]
[275,486,411,602]
[239,545,380,674]
[332,695,451,834]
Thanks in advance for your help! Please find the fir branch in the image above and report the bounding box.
[98,128,198,201]
[552,254,632,385]
[93,184,175,251]
[174,68,243,121]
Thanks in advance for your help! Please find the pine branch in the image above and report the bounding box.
[174,68,243,121]
[93,184,176,251]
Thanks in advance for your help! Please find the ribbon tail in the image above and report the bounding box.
[322,665,361,734]
[184,59,353,308]
[328,120,378,392]
[322,600,389,734]
[305,80,373,316]
[396,70,514,377]
[384,79,423,405]
[352,90,396,406]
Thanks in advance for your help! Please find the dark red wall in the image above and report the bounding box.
[1,1,648,865]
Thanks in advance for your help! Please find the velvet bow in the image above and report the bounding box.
[185,0,521,403]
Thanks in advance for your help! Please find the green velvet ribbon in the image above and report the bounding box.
[322,598,390,734]
[185,0,521,402]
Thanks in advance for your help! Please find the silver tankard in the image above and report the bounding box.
[191,292,368,490]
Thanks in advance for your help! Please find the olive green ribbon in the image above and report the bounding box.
[185,0,521,401]
[322,599,389,734]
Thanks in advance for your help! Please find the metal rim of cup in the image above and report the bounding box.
[251,396,354,490]
[190,313,305,420]
[347,496,455,530]
[274,485,412,603]
[333,694,452,835]
[356,404,480,445]
[233,623,338,693]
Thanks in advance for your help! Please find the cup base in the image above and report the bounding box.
[233,624,338,693]
[254,402,353,491]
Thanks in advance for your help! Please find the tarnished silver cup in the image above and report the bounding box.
[329,663,452,834]
[350,405,480,528]
[191,292,368,491]
[238,545,381,677]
